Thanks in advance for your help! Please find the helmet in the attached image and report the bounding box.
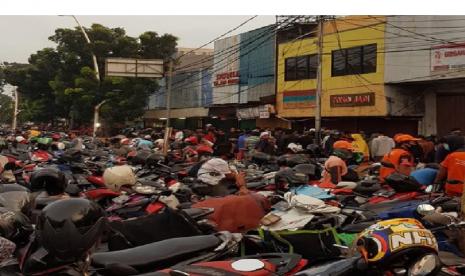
[144,135,152,140]
[355,218,437,266]
[287,143,303,153]
[30,168,67,195]
[0,236,16,264]
[0,191,35,216]
[394,134,420,144]
[15,136,25,143]
[0,207,33,245]
[103,165,136,191]
[120,138,130,145]
[36,198,107,262]
[56,142,66,150]
[333,140,354,151]
[184,136,198,145]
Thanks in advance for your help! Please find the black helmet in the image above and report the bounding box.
[0,207,33,245]
[30,168,67,195]
[36,198,107,262]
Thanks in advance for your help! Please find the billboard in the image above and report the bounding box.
[105,58,164,78]
[431,43,465,72]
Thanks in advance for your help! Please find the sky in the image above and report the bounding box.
[0,15,275,63]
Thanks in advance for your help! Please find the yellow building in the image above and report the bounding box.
[276,16,404,131]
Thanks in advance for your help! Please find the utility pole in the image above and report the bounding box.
[162,59,174,156]
[93,100,108,138]
[166,59,174,129]
[12,87,18,131]
[315,15,324,144]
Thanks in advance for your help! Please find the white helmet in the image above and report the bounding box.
[103,165,136,192]
[57,142,65,150]
[287,143,303,153]
[15,136,25,143]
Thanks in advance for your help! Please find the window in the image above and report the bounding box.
[284,54,317,81]
[285,57,297,81]
[331,43,377,76]
[296,56,308,79]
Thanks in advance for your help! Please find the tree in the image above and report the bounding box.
[0,94,13,125]
[2,24,178,129]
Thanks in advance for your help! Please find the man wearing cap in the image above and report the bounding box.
[379,134,419,182]
[255,132,276,155]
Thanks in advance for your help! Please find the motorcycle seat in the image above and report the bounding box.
[92,235,221,269]
[340,221,375,233]
[182,207,214,220]
[247,181,266,189]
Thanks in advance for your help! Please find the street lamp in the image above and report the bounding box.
[60,15,100,82]
[60,15,102,137]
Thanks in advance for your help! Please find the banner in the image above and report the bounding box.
[431,43,465,72]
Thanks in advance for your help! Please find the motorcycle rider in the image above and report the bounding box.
[379,134,420,182]
[434,135,465,196]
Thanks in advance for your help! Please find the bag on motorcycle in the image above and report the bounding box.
[107,207,202,251]
[258,226,341,261]
[384,172,422,192]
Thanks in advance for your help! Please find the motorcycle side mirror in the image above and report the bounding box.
[380,161,395,169]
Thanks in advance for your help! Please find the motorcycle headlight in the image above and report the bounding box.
[408,254,440,276]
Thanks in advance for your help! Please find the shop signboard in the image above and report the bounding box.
[431,43,465,72]
[213,71,239,87]
[330,92,375,107]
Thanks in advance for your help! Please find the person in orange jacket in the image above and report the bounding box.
[379,134,420,182]
[434,135,465,196]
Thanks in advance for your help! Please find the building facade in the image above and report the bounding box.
[144,48,213,129]
[275,16,417,134]
[208,25,279,130]
[384,15,465,136]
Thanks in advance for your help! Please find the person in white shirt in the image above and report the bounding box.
[371,132,395,161]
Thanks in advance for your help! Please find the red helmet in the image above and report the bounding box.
[51,133,61,141]
[184,136,198,145]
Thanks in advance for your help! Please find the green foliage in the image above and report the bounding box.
[0,94,13,124]
[2,24,177,128]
